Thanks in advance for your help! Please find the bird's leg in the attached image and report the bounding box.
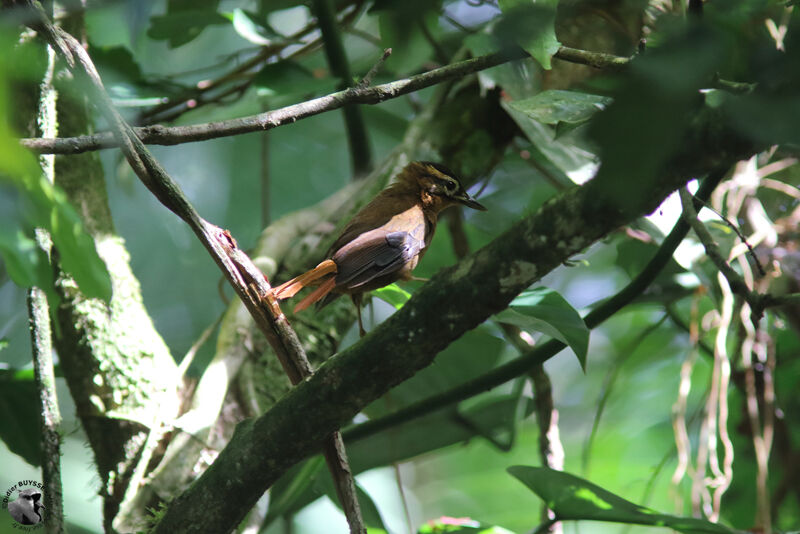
[351,293,366,337]
[408,276,429,282]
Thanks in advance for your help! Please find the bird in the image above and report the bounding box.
[273,161,487,336]
[8,488,44,525]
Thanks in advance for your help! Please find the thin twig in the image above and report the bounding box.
[357,48,392,89]
[138,13,325,123]
[679,188,766,316]
[691,196,766,276]
[22,46,625,155]
[260,100,271,229]
[28,285,64,534]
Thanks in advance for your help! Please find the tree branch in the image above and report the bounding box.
[679,187,767,318]
[313,0,372,178]
[28,284,65,534]
[20,45,630,155]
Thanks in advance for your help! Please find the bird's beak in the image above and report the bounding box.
[458,194,487,211]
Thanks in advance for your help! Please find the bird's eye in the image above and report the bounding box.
[445,180,456,191]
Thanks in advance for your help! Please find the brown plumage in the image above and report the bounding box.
[274,161,487,335]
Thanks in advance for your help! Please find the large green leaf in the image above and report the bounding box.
[418,517,516,534]
[508,467,741,533]
[495,288,589,370]
[0,37,111,301]
[0,372,42,467]
[147,0,228,48]
[455,388,532,452]
[0,229,52,291]
[507,91,612,137]
[363,326,505,416]
[496,0,561,70]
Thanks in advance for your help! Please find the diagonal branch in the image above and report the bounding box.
[20,46,628,155]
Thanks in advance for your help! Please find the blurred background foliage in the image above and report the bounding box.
[1,0,799,533]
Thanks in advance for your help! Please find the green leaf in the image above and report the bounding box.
[508,467,741,533]
[229,8,294,46]
[354,484,387,531]
[496,0,561,70]
[254,60,333,98]
[264,456,325,525]
[0,229,51,290]
[45,186,111,301]
[495,288,589,370]
[456,389,532,451]
[502,102,597,181]
[507,91,612,136]
[0,371,42,467]
[148,2,228,48]
[418,517,516,533]
[0,45,111,301]
[90,44,144,83]
[372,283,411,310]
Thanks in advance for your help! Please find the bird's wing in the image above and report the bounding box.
[333,228,424,289]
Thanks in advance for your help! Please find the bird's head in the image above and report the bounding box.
[400,161,487,211]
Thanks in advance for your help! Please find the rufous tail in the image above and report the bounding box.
[294,277,337,312]
[274,259,337,300]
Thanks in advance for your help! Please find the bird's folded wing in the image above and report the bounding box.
[333,229,424,289]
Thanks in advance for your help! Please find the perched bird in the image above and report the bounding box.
[274,161,487,336]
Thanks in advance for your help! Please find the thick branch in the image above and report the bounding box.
[21,46,628,155]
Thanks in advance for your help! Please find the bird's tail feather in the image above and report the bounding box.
[295,277,337,312]
[274,259,337,300]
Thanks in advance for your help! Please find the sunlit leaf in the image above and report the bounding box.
[373,283,411,310]
[509,467,741,533]
[418,516,516,533]
[495,288,589,370]
[228,8,294,46]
